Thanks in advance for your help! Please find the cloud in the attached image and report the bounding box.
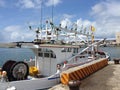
[76,18,96,28]
[90,0,120,38]
[17,0,42,9]
[60,14,74,28]
[59,16,94,42]
[45,0,62,7]
[60,14,95,33]
[17,0,62,9]
[0,25,35,42]
[59,0,120,39]
[62,14,74,19]
[0,0,5,7]
[60,18,72,28]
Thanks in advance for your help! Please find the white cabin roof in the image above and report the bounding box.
[39,44,80,48]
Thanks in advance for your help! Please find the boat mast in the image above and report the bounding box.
[91,26,96,58]
[40,0,43,40]
[52,0,54,23]
[45,21,48,40]
[51,0,55,41]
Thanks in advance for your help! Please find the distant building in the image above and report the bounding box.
[116,32,120,45]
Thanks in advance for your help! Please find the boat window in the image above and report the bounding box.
[61,48,72,52]
[38,48,56,58]
[73,48,78,53]
[67,48,72,52]
[38,48,42,51]
[61,48,66,52]
[38,53,43,57]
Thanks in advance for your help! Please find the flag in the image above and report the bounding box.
[91,26,95,32]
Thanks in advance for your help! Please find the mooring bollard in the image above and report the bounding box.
[68,80,81,90]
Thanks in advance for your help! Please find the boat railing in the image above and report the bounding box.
[66,39,106,63]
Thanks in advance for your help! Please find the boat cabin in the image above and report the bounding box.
[31,44,80,76]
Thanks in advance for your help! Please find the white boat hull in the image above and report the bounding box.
[0,76,60,90]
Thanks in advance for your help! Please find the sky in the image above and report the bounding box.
[0,0,120,42]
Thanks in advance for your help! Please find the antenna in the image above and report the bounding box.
[52,0,54,23]
[51,0,55,40]
[40,0,43,39]
[40,0,43,29]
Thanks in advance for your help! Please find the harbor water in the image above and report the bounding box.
[100,46,120,60]
[0,48,35,66]
[0,46,120,67]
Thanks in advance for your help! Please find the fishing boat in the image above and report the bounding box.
[0,21,110,90]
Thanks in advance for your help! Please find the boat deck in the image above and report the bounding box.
[39,44,80,48]
[49,61,120,90]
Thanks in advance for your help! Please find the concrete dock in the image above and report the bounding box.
[49,61,120,90]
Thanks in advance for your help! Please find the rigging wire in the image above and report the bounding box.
[51,0,54,23]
